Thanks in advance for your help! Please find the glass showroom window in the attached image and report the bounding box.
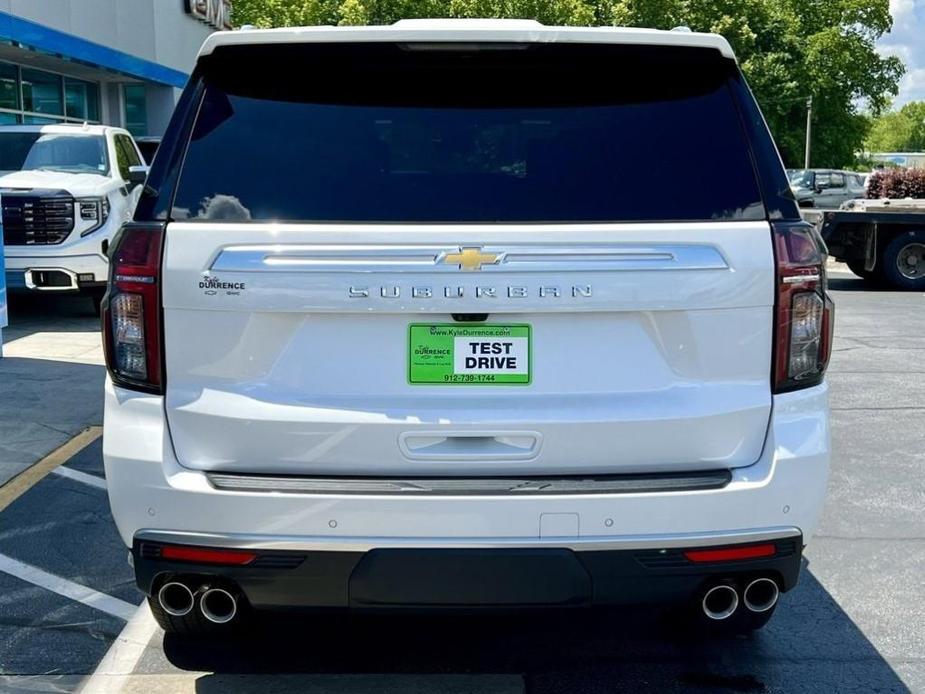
[66,78,101,121]
[0,63,19,113]
[0,62,101,125]
[123,84,147,136]
[21,68,63,117]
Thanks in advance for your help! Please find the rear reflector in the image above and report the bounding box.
[683,543,776,563]
[160,545,258,566]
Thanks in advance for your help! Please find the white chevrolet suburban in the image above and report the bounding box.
[1,124,147,312]
[102,20,833,637]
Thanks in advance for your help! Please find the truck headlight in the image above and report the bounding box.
[78,197,110,236]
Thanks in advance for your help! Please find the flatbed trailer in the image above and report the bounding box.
[820,200,925,289]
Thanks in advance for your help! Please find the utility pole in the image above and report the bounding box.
[804,95,813,169]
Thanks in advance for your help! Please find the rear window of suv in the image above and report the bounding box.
[171,43,764,223]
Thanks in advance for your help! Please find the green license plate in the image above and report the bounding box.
[408,324,531,385]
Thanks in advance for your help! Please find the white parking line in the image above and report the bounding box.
[78,604,160,694]
[52,465,107,490]
[0,552,135,621]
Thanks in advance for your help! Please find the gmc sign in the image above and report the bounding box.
[185,0,233,30]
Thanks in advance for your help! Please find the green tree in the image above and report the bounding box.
[605,0,903,167]
[231,0,340,27]
[232,0,904,167]
[866,102,925,152]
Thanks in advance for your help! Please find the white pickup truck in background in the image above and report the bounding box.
[1,124,147,313]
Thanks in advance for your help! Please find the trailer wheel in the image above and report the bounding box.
[882,231,925,290]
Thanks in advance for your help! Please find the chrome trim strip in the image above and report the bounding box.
[782,274,821,284]
[206,470,731,495]
[115,274,155,284]
[134,527,802,553]
[209,244,728,274]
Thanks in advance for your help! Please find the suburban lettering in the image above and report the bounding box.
[347,285,594,299]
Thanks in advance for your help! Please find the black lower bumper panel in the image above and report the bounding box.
[133,536,802,611]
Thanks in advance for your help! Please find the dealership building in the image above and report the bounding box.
[0,0,229,136]
[0,0,229,353]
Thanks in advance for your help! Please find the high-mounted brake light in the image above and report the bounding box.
[102,223,165,393]
[772,222,834,393]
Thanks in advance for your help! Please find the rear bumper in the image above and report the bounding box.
[133,534,803,610]
[104,379,829,608]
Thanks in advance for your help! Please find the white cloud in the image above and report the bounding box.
[878,0,925,106]
[899,67,925,103]
[889,0,917,25]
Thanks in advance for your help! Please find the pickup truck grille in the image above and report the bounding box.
[2,194,75,245]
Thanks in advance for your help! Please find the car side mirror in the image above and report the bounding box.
[127,164,149,187]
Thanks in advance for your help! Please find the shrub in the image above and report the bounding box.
[866,168,925,199]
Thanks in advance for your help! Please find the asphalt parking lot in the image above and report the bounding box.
[0,266,922,693]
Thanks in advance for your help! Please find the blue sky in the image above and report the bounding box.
[878,0,925,106]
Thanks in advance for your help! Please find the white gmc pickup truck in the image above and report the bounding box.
[102,20,833,638]
[1,124,147,312]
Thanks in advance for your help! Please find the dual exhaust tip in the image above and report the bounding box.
[159,576,777,625]
[157,581,238,624]
[701,577,779,621]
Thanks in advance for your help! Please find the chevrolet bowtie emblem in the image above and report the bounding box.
[443,247,500,272]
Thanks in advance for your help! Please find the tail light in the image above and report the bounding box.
[102,222,165,393]
[772,221,834,393]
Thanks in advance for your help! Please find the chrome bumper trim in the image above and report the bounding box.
[206,470,732,496]
[134,527,802,554]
